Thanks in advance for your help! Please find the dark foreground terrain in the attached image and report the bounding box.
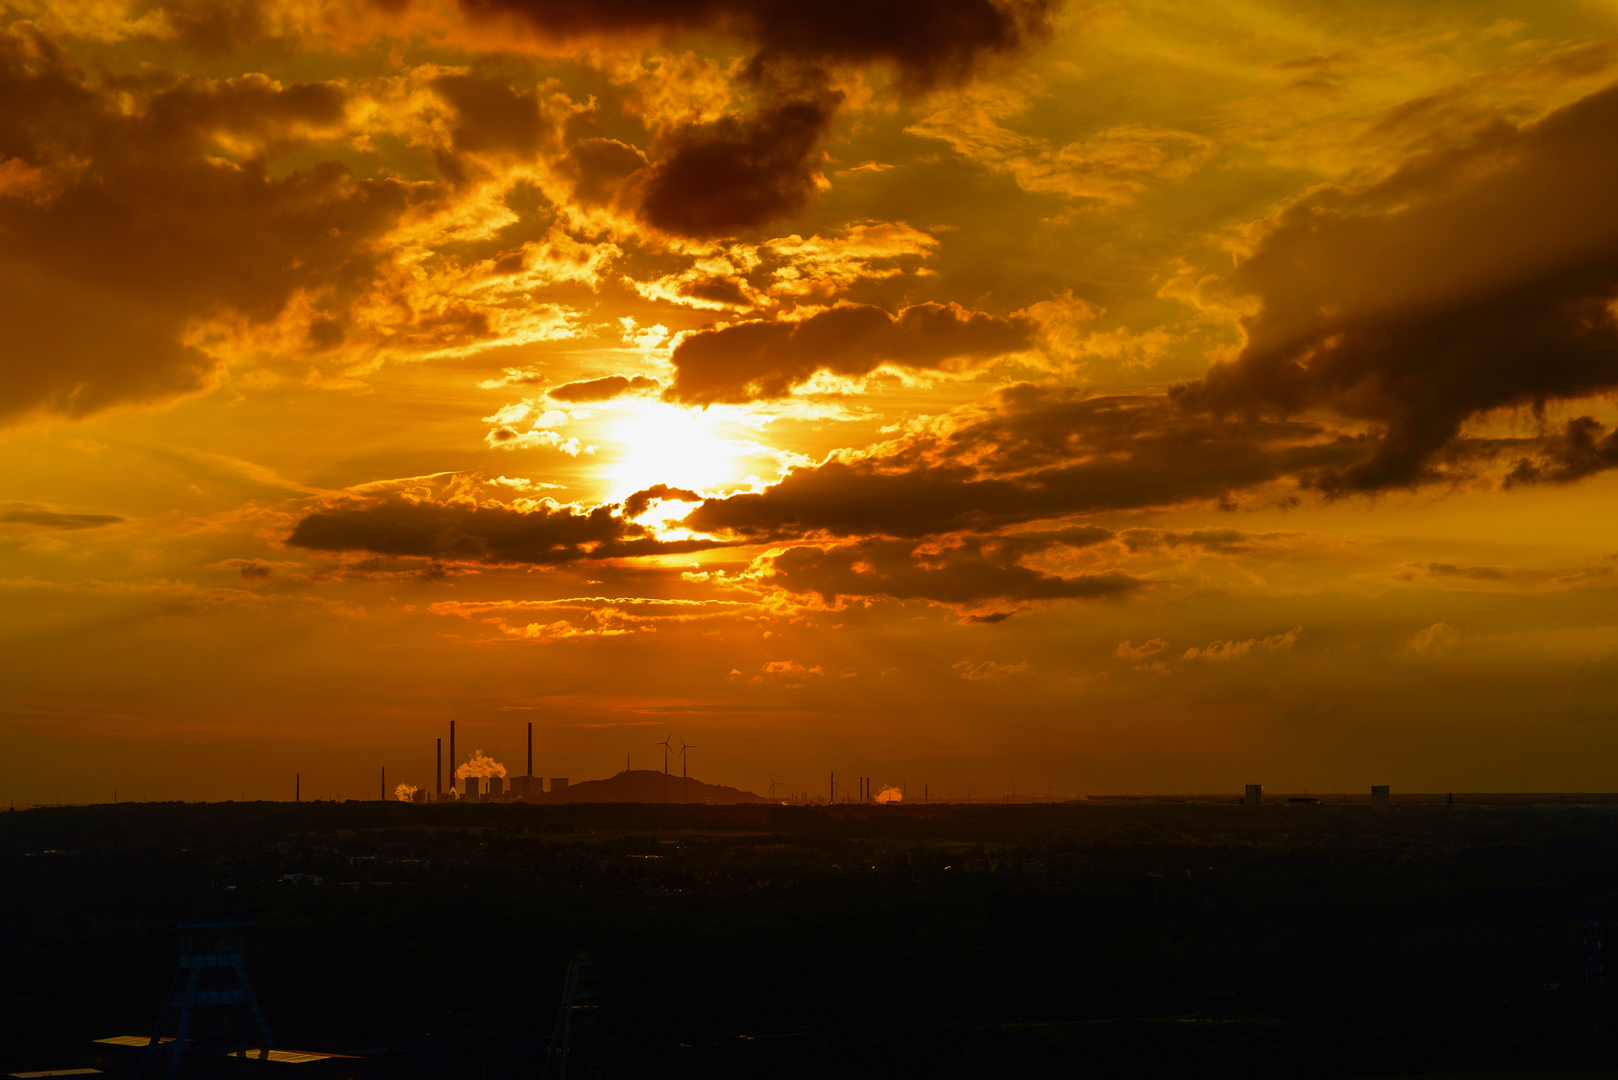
[6,797,1618,1078]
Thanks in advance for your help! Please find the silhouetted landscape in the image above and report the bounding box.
[8,795,1618,1078]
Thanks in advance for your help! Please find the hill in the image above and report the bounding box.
[532,769,765,804]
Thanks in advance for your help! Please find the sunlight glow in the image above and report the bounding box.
[606,402,751,505]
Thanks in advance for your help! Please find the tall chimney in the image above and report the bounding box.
[436,738,442,799]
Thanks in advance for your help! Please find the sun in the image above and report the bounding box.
[605,401,748,509]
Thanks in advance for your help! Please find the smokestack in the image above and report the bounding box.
[488,775,504,800]
[527,722,532,779]
[436,738,442,799]
[463,775,477,800]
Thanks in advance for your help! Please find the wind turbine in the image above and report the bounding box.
[656,734,673,803]
[767,775,784,801]
[677,735,697,792]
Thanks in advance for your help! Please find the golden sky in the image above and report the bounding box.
[6,0,1618,803]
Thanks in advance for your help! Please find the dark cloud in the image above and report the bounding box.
[431,73,563,182]
[561,136,648,208]
[452,0,1057,236]
[760,536,1143,609]
[0,503,124,530]
[1505,416,1618,487]
[637,95,837,239]
[143,0,274,52]
[686,385,1364,538]
[1180,82,1618,493]
[287,494,723,565]
[548,373,663,402]
[0,26,430,424]
[453,0,1058,92]
[622,485,705,520]
[666,302,1034,404]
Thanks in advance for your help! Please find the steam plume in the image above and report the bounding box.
[455,749,508,779]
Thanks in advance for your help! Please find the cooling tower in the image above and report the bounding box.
[487,775,504,799]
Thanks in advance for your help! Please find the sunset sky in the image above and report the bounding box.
[6,0,1618,804]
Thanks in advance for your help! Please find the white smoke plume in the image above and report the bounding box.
[455,750,508,780]
[394,783,418,802]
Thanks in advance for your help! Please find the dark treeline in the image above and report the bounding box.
[5,799,1618,1078]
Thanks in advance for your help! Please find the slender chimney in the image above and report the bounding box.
[436,738,442,798]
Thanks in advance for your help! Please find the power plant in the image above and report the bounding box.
[333,723,763,804]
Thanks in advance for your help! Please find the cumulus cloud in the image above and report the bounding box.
[0,26,428,424]
[638,95,838,239]
[666,302,1035,404]
[763,221,937,298]
[1182,626,1302,662]
[430,71,568,178]
[447,0,1056,237]
[1406,622,1461,656]
[548,374,663,402]
[1113,638,1167,661]
[953,658,1030,681]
